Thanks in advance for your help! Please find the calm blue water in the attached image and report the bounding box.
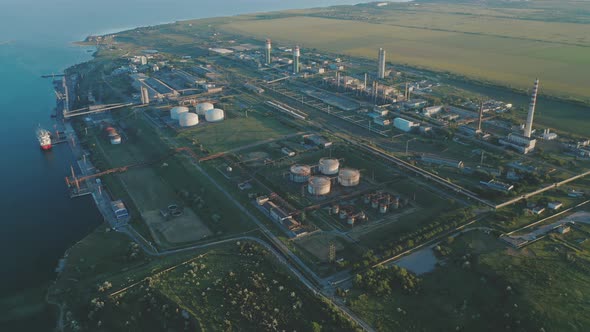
[0,0,361,325]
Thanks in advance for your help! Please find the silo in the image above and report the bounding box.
[338,168,360,187]
[171,106,189,120]
[205,108,225,122]
[308,176,331,196]
[179,112,199,127]
[290,165,311,183]
[319,158,340,175]
[195,102,214,115]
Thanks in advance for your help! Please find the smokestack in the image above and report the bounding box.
[524,78,539,138]
[377,48,386,79]
[477,100,484,133]
[265,39,272,65]
[293,45,300,74]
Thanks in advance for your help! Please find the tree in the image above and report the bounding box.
[311,321,322,332]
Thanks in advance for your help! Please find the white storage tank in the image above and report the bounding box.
[171,106,189,120]
[195,102,214,115]
[205,108,225,122]
[308,176,331,196]
[319,158,340,175]
[179,112,199,127]
[110,134,122,145]
[290,164,311,183]
[338,168,360,187]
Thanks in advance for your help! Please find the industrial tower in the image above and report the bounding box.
[523,78,539,138]
[377,48,386,79]
[265,39,272,65]
[293,45,300,74]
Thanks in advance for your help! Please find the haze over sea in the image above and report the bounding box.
[0,0,360,328]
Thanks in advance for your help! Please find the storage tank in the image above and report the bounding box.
[110,134,122,145]
[308,176,331,196]
[347,215,356,225]
[179,112,199,127]
[195,102,214,115]
[171,106,189,120]
[319,158,340,175]
[339,209,348,220]
[205,108,225,122]
[338,168,360,187]
[290,165,311,183]
[331,204,340,215]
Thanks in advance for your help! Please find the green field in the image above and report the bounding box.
[51,238,358,331]
[177,111,297,153]
[348,230,590,331]
[219,2,590,102]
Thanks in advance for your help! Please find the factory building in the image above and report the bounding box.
[422,105,443,117]
[140,86,150,105]
[480,179,514,192]
[499,133,537,154]
[111,200,129,220]
[420,154,464,169]
[260,200,300,230]
[377,48,386,79]
[304,134,332,148]
[393,117,418,132]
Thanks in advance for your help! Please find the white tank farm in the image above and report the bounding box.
[170,106,189,120]
[308,176,331,195]
[195,102,214,115]
[338,168,360,187]
[290,164,311,183]
[319,158,340,175]
[205,108,225,122]
[179,112,199,127]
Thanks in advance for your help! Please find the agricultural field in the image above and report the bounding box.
[347,229,590,331]
[219,2,590,102]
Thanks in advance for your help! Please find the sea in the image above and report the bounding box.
[0,0,363,329]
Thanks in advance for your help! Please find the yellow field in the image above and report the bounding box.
[221,16,590,101]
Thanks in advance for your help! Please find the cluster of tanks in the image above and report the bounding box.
[290,158,361,196]
[330,192,402,226]
[170,102,225,127]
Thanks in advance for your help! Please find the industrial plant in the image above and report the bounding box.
[47,12,590,332]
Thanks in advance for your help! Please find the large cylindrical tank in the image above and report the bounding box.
[179,112,199,127]
[290,165,311,183]
[110,134,122,145]
[195,102,214,115]
[319,158,340,175]
[205,108,225,122]
[308,176,331,196]
[338,168,360,187]
[171,106,189,120]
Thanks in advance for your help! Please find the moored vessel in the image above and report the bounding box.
[36,127,52,150]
